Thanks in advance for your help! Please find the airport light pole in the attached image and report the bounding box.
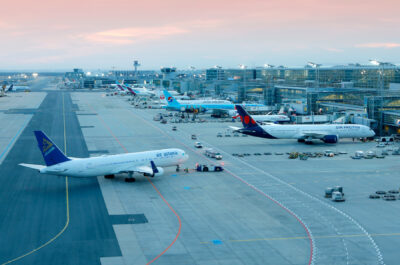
[264,64,275,105]
[369,59,390,136]
[239,64,247,102]
[214,65,222,96]
[214,65,222,81]
[308,62,322,115]
[307,62,321,88]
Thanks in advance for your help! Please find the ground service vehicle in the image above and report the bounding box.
[332,191,345,202]
[205,149,223,160]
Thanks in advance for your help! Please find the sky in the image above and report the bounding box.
[0,0,399,71]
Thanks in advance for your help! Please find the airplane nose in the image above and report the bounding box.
[180,152,189,162]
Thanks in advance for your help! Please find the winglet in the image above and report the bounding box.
[150,161,159,174]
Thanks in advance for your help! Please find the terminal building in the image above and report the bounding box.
[201,64,400,135]
[63,63,400,135]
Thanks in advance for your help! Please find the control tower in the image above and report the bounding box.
[133,60,141,77]
[160,67,177,80]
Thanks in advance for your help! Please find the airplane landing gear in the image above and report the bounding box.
[125,172,136,182]
[104,174,115,179]
[125,177,136,183]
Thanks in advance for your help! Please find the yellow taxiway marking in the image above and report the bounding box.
[2,93,70,265]
[200,232,400,245]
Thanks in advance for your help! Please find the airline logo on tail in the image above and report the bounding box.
[235,105,258,128]
[242,115,256,125]
[34,131,70,166]
[163,90,179,105]
[235,105,277,139]
[42,138,54,154]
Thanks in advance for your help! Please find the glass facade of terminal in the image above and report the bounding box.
[217,66,400,90]
[258,66,400,89]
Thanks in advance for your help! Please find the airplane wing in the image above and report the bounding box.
[229,126,242,132]
[135,165,154,174]
[113,161,158,175]
[300,131,330,139]
[19,163,46,171]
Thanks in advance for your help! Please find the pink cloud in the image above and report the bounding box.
[324,48,344,53]
[355,43,400,48]
[83,26,189,44]
[0,0,400,69]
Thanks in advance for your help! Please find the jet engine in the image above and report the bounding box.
[322,135,339,143]
[144,167,164,177]
[154,167,164,177]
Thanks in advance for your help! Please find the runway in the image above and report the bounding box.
[0,90,120,265]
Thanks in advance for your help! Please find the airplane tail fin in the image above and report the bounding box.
[117,84,125,91]
[235,105,260,129]
[235,105,276,139]
[163,90,180,106]
[125,86,137,96]
[8,84,13,92]
[115,80,125,91]
[34,131,70,166]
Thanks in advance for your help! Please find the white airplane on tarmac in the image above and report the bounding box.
[20,131,189,182]
[232,105,375,144]
[232,112,290,123]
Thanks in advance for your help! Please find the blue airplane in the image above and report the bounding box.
[162,90,264,112]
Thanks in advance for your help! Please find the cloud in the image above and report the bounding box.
[188,19,225,29]
[324,47,344,53]
[355,42,400,48]
[0,20,13,30]
[83,26,188,45]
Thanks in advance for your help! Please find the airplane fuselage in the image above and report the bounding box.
[242,124,375,140]
[41,148,188,177]
[251,114,290,123]
[168,102,264,112]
